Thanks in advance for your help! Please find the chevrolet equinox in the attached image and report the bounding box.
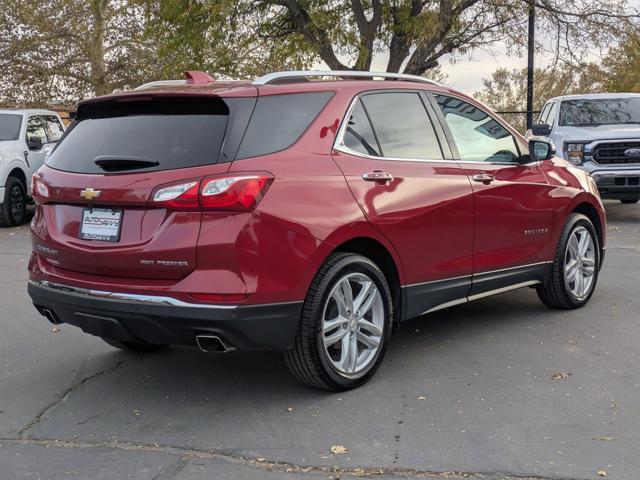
[28,70,606,390]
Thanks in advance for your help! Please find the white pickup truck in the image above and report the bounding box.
[0,109,65,226]
[531,93,640,204]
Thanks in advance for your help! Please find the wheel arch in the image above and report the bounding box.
[8,167,27,188]
[571,201,605,266]
[331,236,404,323]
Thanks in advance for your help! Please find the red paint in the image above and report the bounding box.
[29,79,605,311]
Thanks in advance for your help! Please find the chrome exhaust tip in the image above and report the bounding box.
[41,308,61,325]
[195,335,235,353]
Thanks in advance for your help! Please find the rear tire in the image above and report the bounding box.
[620,197,639,204]
[0,176,27,227]
[537,213,600,309]
[102,337,169,353]
[285,253,393,391]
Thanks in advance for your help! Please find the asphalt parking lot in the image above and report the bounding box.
[0,201,638,480]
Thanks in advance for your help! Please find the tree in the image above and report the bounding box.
[0,0,158,104]
[474,66,602,132]
[600,30,640,93]
[241,0,637,75]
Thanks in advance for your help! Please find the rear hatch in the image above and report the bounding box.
[31,92,256,280]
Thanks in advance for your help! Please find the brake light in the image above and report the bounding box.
[200,175,273,211]
[151,174,273,211]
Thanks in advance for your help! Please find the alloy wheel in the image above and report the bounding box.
[563,226,596,300]
[321,272,384,376]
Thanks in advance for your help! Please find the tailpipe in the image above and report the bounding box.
[196,335,235,353]
[40,308,61,325]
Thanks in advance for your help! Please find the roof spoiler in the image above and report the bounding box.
[134,71,215,91]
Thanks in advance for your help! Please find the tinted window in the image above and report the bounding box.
[559,97,640,126]
[27,116,48,144]
[43,115,64,141]
[48,115,228,174]
[361,92,443,159]
[435,95,520,163]
[342,99,380,156]
[0,114,22,141]
[236,92,333,159]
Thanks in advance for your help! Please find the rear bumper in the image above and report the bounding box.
[28,280,302,351]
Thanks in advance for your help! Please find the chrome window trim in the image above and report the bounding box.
[332,94,454,164]
[334,92,539,167]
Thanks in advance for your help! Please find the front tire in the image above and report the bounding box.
[102,337,169,353]
[537,213,600,309]
[0,176,27,227]
[285,253,393,391]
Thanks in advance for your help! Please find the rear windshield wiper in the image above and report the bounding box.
[94,155,160,172]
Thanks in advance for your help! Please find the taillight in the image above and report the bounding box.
[200,175,273,211]
[152,181,199,209]
[151,173,273,212]
[31,173,49,203]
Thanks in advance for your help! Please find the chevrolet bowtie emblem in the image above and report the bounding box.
[80,188,101,200]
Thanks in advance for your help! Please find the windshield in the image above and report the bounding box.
[0,114,22,141]
[559,98,640,126]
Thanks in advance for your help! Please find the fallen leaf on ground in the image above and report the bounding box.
[551,372,571,380]
[592,435,614,441]
[330,445,348,454]
[417,395,427,400]
[597,470,607,477]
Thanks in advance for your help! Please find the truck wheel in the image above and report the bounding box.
[102,337,169,353]
[537,213,600,309]
[285,253,393,391]
[0,176,27,227]
[620,197,639,204]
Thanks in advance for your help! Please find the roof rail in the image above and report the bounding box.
[252,70,441,86]
[134,71,215,91]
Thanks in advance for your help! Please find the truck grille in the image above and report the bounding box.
[593,142,640,165]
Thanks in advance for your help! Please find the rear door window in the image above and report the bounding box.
[236,92,333,159]
[342,99,381,156]
[360,92,444,159]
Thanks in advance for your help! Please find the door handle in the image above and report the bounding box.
[471,173,495,184]
[362,171,393,183]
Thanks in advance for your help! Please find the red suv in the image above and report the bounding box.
[28,70,605,390]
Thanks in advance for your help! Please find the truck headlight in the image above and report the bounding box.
[566,143,585,165]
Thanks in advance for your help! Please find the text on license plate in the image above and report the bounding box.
[79,208,122,242]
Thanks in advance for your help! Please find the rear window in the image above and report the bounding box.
[236,92,333,159]
[0,114,22,141]
[47,97,253,174]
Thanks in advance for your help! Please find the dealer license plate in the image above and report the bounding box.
[79,208,122,242]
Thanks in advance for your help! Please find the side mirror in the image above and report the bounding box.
[27,136,43,150]
[529,138,556,162]
[532,123,552,136]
